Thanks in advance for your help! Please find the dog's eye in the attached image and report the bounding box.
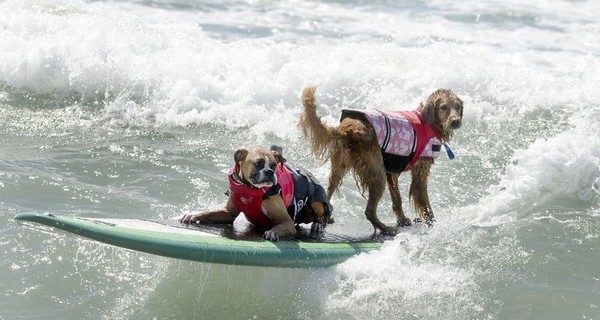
[270,163,277,170]
[255,159,265,168]
[440,104,448,111]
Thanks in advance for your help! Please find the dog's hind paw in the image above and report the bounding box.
[397,216,412,227]
[310,222,325,234]
[380,225,398,236]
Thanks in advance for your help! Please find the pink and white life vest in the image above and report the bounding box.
[227,163,295,228]
[342,109,443,172]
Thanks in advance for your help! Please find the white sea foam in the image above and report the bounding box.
[322,221,527,318]
[2,0,599,140]
[466,109,600,224]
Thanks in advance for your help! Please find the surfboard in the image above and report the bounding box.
[14,212,385,268]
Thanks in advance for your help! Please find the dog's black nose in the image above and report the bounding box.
[264,169,274,177]
[450,119,462,129]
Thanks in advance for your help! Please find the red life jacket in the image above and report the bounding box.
[399,110,443,170]
[228,163,295,228]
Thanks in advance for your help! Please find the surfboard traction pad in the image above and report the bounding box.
[14,212,388,268]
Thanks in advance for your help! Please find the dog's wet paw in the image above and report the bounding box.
[397,216,412,227]
[310,222,325,234]
[381,225,398,236]
[423,211,435,226]
[413,217,435,227]
[263,230,280,241]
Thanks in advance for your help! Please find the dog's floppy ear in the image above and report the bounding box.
[234,149,248,165]
[419,100,436,125]
[270,145,287,163]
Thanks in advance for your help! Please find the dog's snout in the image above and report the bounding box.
[450,118,462,129]
[264,169,274,177]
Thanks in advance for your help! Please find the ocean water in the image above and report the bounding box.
[1,0,599,319]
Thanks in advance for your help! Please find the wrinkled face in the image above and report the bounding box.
[432,90,463,132]
[235,146,278,188]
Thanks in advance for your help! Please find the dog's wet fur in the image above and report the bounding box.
[298,86,463,234]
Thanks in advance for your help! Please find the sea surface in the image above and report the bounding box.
[1,0,599,319]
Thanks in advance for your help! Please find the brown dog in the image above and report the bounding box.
[180,145,332,240]
[298,86,463,234]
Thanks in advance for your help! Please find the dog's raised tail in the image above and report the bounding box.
[299,86,335,159]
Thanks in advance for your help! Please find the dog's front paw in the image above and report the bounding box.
[179,213,201,224]
[263,230,280,241]
[414,209,436,227]
[424,212,436,227]
[425,218,435,227]
[413,217,436,227]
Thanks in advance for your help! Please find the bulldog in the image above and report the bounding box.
[180,145,333,241]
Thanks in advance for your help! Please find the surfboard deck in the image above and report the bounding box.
[14,212,386,268]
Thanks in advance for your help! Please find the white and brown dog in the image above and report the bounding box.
[298,86,463,235]
[180,145,332,240]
